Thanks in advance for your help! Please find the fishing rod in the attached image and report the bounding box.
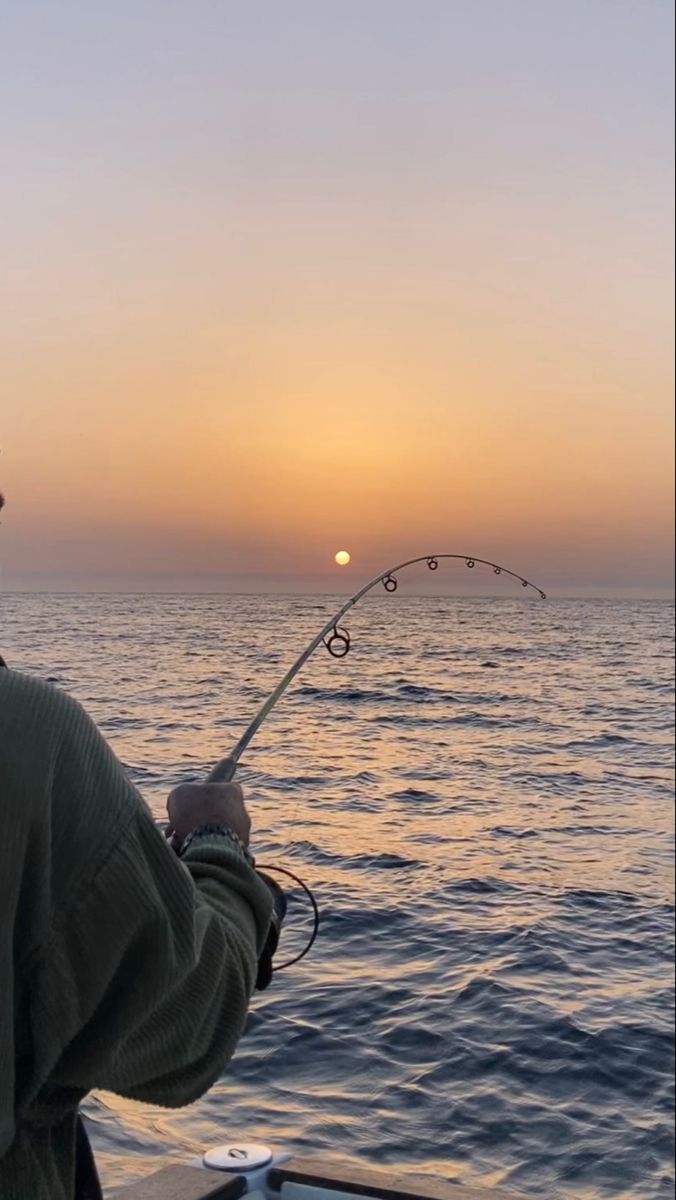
[186,553,546,986]
[209,553,546,784]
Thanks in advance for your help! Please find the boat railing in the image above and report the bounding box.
[111,1153,528,1200]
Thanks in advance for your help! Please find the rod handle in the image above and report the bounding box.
[207,755,238,784]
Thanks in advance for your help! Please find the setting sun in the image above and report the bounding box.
[335,551,351,567]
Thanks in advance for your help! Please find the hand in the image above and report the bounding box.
[167,775,251,847]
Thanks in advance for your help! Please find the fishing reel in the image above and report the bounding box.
[163,822,319,990]
[254,863,319,990]
[255,871,286,990]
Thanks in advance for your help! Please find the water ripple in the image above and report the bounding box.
[1,594,673,1199]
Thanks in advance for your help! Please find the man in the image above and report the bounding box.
[0,662,273,1200]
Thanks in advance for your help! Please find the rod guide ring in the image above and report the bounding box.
[324,626,351,657]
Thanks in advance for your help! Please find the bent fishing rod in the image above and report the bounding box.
[181,552,546,986]
[209,553,546,784]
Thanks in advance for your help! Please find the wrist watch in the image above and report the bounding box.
[177,823,255,866]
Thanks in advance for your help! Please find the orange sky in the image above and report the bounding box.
[1,2,673,595]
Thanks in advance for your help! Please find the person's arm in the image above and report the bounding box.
[45,813,271,1108]
[23,689,272,1118]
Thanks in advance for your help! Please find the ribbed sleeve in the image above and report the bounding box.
[0,669,272,1200]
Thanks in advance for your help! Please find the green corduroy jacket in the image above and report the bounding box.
[0,668,272,1200]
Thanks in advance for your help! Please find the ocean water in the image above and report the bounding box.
[1,592,674,1199]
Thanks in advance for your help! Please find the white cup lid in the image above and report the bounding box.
[203,1143,273,1172]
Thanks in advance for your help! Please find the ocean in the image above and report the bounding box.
[1,593,674,1199]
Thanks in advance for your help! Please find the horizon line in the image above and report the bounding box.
[1,587,673,602]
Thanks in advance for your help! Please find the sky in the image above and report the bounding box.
[1,0,674,596]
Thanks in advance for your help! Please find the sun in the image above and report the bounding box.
[335,550,351,566]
